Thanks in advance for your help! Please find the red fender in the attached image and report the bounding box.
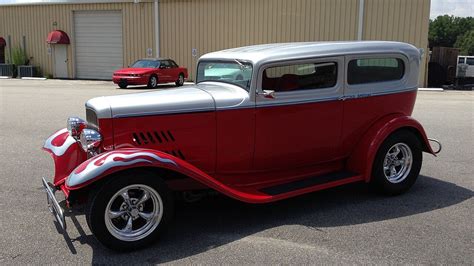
[346,114,436,182]
[65,148,272,203]
[42,128,87,186]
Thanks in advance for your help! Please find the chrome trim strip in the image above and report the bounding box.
[256,96,341,108]
[113,108,215,118]
[42,177,66,231]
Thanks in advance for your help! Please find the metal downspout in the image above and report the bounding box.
[154,0,160,57]
[357,0,365,41]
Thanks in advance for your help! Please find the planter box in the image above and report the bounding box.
[17,65,36,78]
[0,64,14,77]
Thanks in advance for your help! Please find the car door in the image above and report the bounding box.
[254,57,344,175]
[168,60,180,81]
[158,60,172,82]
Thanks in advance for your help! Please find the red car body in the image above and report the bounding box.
[112,58,188,88]
[42,42,441,251]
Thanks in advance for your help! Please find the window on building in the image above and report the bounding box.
[262,62,337,92]
[347,58,405,85]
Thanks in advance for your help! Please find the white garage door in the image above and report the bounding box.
[74,11,123,80]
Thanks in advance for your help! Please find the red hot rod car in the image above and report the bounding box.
[42,41,441,251]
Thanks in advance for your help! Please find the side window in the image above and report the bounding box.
[169,60,178,68]
[160,60,170,68]
[347,58,405,85]
[458,57,465,64]
[262,62,337,92]
[466,58,474,66]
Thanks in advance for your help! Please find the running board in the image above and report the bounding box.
[259,171,358,196]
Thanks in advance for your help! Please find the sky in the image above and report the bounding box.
[430,0,474,19]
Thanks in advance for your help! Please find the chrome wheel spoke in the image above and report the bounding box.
[390,165,397,177]
[122,216,133,233]
[121,191,131,205]
[390,146,400,157]
[137,190,150,206]
[138,211,154,221]
[108,210,127,219]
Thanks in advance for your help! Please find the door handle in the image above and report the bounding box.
[257,90,276,99]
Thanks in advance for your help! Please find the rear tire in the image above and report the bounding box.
[86,171,174,251]
[147,75,158,89]
[370,130,422,195]
[175,73,184,87]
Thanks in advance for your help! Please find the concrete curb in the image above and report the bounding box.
[21,77,47,80]
[418,88,444,92]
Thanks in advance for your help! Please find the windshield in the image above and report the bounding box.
[196,60,253,91]
[131,60,159,68]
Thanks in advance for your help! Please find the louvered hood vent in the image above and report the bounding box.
[132,130,185,160]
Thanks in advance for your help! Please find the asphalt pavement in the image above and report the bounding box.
[0,79,472,264]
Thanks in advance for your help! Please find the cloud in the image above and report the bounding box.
[431,0,474,18]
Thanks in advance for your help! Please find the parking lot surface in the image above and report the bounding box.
[0,79,472,264]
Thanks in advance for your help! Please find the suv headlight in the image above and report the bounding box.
[67,117,87,138]
[79,129,102,153]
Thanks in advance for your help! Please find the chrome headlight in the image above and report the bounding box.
[67,117,87,138]
[79,129,102,153]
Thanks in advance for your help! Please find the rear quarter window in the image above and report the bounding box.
[348,58,405,85]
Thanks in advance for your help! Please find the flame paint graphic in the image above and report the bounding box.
[67,150,177,187]
[43,128,77,156]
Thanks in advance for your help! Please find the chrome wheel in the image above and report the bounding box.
[383,143,413,183]
[178,74,184,85]
[104,184,163,242]
[150,76,157,88]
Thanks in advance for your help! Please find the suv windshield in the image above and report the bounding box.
[196,60,253,91]
[131,60,159,68]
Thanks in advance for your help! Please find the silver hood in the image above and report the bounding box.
[85,83,251,119]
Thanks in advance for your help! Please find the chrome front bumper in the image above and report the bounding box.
[41,177,66,230]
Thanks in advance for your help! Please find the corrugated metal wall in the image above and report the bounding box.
[160,0,430,85]
[160,0,360,81]
[0,0,430,84]
[363,0,431,85]
[0,2,155,78]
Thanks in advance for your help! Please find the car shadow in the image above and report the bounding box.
[116,83,182,90]
[67,175,472,263]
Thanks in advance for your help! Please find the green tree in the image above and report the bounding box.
[428,15,474,48]
[455,30,474,55]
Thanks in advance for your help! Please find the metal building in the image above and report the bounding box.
[0,0,430,85]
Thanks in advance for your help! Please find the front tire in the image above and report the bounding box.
[86,171,173,251]
[118,81,128,89]
[370,130,422,195]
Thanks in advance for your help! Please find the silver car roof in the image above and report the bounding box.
[199,41,421,66]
